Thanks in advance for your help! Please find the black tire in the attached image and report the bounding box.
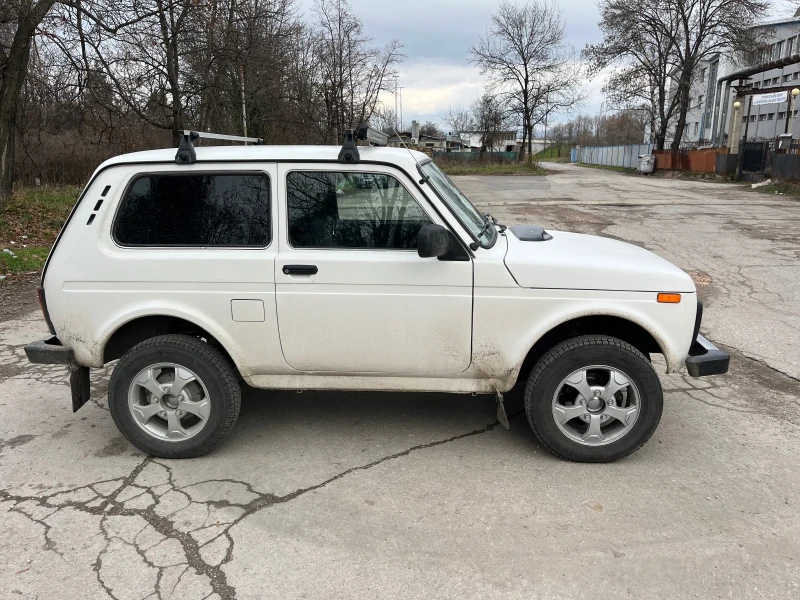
[108,334,241,458]
[524,335,663,463]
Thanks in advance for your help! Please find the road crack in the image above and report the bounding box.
[1,412,519,599]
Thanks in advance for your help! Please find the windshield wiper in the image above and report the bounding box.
[476,214,494,238]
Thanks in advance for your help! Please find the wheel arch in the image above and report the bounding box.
[101,313,238,372]
[513,314,667,389]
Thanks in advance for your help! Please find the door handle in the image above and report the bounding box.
[283,265,318,276]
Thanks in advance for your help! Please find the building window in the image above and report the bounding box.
[751,115,757,122]
[795,72,800,80]
[785,74,793,82]
[742,116,748,122]
[768,113,775,121]
[789,37,797,56]
[700,68,707,80]
[759,114,767,121]
[753,81,761,88]
[773,77,780,84]
[114,173,271,247]
[779,111,787,119]
[693,122,699,135]
[286,171,432,249]
[776,41,784,58]
[698,95,704,106]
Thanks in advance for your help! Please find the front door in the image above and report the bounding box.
[275,164,473,375]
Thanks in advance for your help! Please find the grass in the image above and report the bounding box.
[437,162,549,176]
[0,186,80,275]
[0,246,53,274]
[535,146,570,162]
[748,181,800,197]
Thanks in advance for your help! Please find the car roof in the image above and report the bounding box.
[96,145,430,173]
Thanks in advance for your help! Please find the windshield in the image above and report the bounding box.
[419,161,496,248]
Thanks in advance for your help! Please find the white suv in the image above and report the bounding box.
[25,128,728,462]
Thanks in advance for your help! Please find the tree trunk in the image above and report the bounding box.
[527,125,533,163]
[0,92,21,208]
[670,65,694,150]
[0,0,56,208]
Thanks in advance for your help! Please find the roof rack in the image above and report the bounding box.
[175,130,264,165]
[338,125,389,163]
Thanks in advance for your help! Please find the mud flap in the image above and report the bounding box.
[496,391,510,431]
[70,364,90,413]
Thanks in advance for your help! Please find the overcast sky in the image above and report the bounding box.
[298,0,794,131]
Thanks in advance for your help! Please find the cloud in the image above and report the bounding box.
[378,60,486,124]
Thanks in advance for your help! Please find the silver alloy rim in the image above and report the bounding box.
[127,363,211,442]
[551,365,640,446]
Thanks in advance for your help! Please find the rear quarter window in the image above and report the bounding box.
[114,172,271,247]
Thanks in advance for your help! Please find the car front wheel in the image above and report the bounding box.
[108,334,241,458]
[525,335,663,463]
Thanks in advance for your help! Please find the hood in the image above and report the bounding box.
[503,227,695,293]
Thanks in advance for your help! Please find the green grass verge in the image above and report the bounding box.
[576,163,637,174]
[1,186,80,275]
[534,146,570,162]
[0,246,52,274]
[748,181,800,197]
[438,162,548,176]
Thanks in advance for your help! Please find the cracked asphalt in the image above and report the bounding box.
[1,162,799,599]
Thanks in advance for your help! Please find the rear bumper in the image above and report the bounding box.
[685,334,730,377]
[25,336,74,365]
[25,337,91,413]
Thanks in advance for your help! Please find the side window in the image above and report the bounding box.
[287,171,433,249]
[114,173,270,246]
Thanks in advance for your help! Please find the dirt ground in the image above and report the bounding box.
[0,273,40,322]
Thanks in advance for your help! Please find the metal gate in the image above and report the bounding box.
[741,142,769,173]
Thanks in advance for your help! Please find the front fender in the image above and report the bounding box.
[471,288,696,391]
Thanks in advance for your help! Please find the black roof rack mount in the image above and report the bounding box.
[337,125,389,164]
[175,130,265,164]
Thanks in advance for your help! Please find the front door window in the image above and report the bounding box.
[286,171,432,249]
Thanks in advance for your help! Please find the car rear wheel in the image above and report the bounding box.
[109,334,241,458]
[525,335,663,463]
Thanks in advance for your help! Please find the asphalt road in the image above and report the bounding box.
[1,163,799,599]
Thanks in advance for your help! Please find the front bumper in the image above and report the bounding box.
[685,334,730,377]
[25,337,91,413]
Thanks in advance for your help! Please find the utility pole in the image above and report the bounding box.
[394,76,399,131]
[399,86,404,132]
[736,96,753,181]
[239,65,248,139]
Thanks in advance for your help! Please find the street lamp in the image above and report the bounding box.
[789,89,800,139]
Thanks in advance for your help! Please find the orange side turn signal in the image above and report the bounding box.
[657,293,681,304]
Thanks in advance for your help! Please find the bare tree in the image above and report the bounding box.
[313,0,403,143]
[549,122,567,157]
[665,0,771,148]
[371,105,400,135]
[5,0,406,190]
[0,0,58,207]
[586,0,771,150]
[584,1,682,149]
[469,0,585,162]
[419,120,441,137]
[470,92,511,155]
[441,105,474,135]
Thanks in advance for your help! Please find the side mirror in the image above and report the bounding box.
[417,224,452,258]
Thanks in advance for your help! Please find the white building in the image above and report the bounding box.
[682,14,800,146]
